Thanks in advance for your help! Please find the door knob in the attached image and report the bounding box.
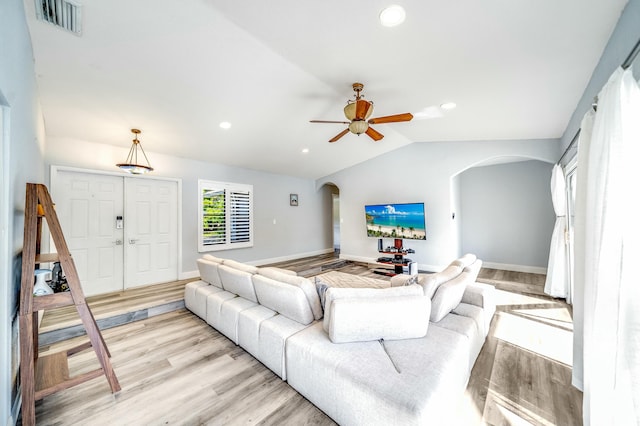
[114,239,123,245]
[129,239,138,244]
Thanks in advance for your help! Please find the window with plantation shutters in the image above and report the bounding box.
[198,180,253,252]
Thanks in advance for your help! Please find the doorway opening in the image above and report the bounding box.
[321,183,340,256]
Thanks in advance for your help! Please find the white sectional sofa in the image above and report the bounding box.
[184,254,496,425]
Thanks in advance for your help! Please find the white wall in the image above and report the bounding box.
[317,139,559,271]
[561,0,640,151]
[45,137,334,276]
[0,1,47,423]
[460,160,555,272]
[450,174,462,258]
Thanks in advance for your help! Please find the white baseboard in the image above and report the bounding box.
[482,262,547,274]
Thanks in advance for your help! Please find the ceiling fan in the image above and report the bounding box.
[310,82,413,143]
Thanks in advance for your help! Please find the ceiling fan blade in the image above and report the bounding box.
[329,129,350,143]
[368,113,414,124]
[355,100,371,120]
[365,127,384,141]
[310,120,351,124]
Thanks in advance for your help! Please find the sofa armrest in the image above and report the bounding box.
[462,282,494,307]
[461,282,496,333]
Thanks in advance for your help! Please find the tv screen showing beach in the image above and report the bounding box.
[364,203,426,240]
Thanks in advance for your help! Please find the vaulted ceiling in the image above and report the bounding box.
[24,0,628,179]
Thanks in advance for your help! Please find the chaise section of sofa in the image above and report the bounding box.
[286,322,471,425]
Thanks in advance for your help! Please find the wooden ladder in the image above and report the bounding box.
[19,183,120,425]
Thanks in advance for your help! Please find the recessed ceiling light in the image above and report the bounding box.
[219,121,231,129]
[302,148,310,154]
[440,102,457,110]
[380,5,406,27]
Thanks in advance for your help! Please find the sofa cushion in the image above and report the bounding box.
[223,259,259,275]
[237,305,277,358]
[285,322,471,426]
[421,265,463,299]
[450,253,477,269]
[431,310,483,372]
[328,295,431,343]
[322,285,423,333]
[202,254,225,264]
[217,297,258,344]
[452,303,485,339]
[258,314,308,380]
[258,268,323,320]
[252,275,315,325]
[463,258,483,282]
[205,291,237,329]
[217,265,258,302]
[197,259,224,288]
[430,270,473,322]
[184,280,223,320]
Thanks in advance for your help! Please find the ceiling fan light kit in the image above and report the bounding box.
[116,128,154,174]
[349,120,369,135]
[310,82,413,143]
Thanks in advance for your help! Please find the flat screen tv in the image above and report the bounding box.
[364,202,426,240]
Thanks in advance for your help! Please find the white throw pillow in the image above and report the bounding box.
[430,270,473,322]
[322,285,423,333]
[328,295,431,343]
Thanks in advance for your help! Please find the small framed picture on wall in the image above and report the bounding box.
[290,193,298,206]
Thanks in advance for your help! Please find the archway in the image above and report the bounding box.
[452,156,555,273]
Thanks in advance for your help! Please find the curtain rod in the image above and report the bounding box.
[557,36,640,165]
[557,129,581,166]
[622,37,640,69]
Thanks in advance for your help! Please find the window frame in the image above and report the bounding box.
[198,179,253,252]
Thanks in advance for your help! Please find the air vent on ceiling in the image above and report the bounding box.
[35,0,82,36]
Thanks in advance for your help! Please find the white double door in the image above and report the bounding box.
[54,170,178,296]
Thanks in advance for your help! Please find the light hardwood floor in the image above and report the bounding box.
[30,255,582,425]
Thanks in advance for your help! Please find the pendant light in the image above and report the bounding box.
[116,128,154,174]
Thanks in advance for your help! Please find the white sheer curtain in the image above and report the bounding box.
[572,66,640,425]
[543,164,568,301]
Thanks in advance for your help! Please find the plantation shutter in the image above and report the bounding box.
[229,190,251,244]
[199,180,253,252]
